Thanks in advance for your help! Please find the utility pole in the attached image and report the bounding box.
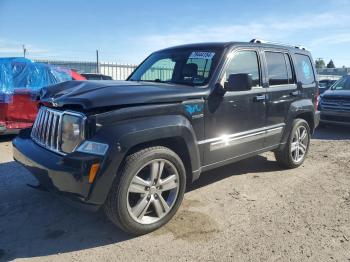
[96,50,100,73]
[22,44,27,58]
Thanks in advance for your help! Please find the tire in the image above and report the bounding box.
[104,146,186,235]
[274,119,311,169]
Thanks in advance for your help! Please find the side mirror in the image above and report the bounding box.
[212,82,226,97]
[224,73,253,91]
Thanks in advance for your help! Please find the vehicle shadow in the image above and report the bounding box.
[187,154,280,192]
[0,134,16,143]
[313,125,350,140]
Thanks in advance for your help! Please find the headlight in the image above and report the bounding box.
[60,113,85,153]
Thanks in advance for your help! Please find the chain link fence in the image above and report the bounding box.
[35,60,138,80]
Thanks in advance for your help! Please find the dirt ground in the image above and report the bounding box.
[0,126,349,262]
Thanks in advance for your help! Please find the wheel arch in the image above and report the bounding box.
[278,99,315,148]
[86,115,201,206]
[294,111,315,133]
[122,136,194,185]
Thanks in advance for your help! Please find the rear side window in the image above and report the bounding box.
[265,52,289,86]
[295,54,315,85]
[224,50,260,87]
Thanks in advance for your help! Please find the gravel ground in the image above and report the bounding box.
[0,126,349,262]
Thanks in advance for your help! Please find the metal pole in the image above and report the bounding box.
[96,50,99,73]
[23,45,26,58]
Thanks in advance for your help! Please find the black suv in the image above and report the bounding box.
[319,75,350,126]
[13,40,320,235]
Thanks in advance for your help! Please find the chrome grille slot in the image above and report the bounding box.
[31,107,64,154]
[321,99,350,112]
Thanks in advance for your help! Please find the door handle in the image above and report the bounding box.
[253,94,266,102]
[290,90,300,96]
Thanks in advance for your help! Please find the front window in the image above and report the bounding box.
[129,49,222,86]
[331,76,350,91]
[222,50,261,87]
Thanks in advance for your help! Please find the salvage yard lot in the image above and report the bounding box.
[0,127,349,262]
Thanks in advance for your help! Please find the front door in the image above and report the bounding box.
[202,49,267,166]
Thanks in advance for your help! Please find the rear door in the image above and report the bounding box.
[262,50,299,146]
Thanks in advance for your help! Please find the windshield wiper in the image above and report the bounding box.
[164,81,195,86]
[134,79,163,83]
[131,79,195,86]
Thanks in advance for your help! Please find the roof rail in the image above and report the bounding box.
[249,39,307,50]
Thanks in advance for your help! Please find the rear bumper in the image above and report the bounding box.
[0,127,21,135]
[0,123,6,133]
[314,111,320,130]
[13,129,105,211]
[320,110,350,126]
[0,121,32,135]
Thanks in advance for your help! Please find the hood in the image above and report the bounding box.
[40,80,208,110]
[322,89,350,99]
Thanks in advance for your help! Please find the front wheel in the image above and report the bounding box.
[104,146,186,235]
[275,119,311,169]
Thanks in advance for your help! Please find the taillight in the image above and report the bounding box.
[314,88,319,111]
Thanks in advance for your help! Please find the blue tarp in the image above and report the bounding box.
[0,57,73,103]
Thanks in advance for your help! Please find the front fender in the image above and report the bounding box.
[87,114,200,205]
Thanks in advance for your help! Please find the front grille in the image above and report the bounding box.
[31,107,64,154]
[321,98,350,112]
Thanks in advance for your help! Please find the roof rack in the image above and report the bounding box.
[249,39,307,50]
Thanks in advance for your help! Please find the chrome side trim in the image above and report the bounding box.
[197,124,285,152]
[266,126,284,136]
[210,130,266,151]
[192,114,204,119]
[198,124,285,145]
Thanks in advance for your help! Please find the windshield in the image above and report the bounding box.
[331,76,350,91]
[129,49,222,86]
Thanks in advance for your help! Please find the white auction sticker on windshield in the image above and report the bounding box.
[189,51,215,60]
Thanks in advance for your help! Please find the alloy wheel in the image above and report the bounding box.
[290,126,309,163]
[126,159,180,224]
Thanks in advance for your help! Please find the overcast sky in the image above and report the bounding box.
[0,0,349,66]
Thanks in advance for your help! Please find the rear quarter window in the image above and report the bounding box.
[295,54,315,85]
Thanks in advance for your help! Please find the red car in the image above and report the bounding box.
[0,58,86,135]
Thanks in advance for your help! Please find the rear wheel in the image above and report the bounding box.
[275,119,310,168]
[104,146,186,235]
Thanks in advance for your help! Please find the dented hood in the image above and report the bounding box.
[40,80,208,110]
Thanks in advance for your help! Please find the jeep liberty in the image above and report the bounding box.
[13,39,320,234]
